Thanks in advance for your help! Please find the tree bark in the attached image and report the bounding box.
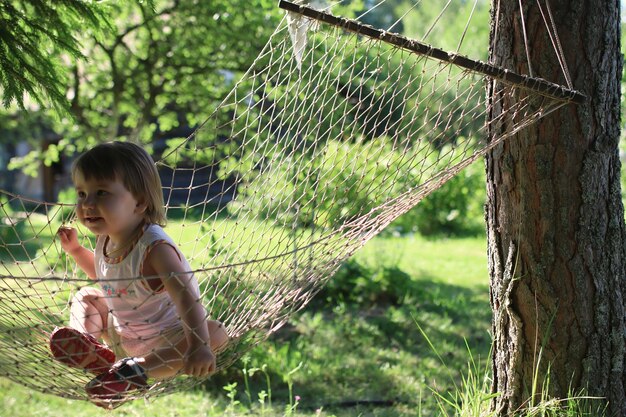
[486,1,626,415]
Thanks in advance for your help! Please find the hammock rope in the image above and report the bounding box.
[0,0,582,406]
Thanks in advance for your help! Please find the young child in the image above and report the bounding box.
[51,141,228,409]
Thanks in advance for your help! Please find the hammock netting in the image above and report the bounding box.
[0,0,582,406]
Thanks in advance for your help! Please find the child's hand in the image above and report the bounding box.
[183,343,216,377]
[57,227,81,254]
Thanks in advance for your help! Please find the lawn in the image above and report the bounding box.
[0,233,492,417]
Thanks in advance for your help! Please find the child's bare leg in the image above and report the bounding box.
[50,287,115,372]
[69,287,109,340]
[138,320,228,379]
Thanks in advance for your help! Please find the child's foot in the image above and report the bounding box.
[85,357,149,409]
[49,327,115,374]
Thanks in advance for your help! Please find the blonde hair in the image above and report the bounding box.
[72,141,167,226]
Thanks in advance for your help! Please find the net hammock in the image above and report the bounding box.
[0,0,583,406]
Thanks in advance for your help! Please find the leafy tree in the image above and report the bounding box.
[2,0,280,175]
[218,1,492,233]
[1,0,491,238]
[398,0,490,59]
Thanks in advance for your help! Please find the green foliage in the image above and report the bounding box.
[392,159,486,237]
[1,0,489,240]
[314,258,415,307]
[217,0,488,236]
[401,0,490,60]
[3,0,281,175]
[0,0,108,113]
[231,138,425,228]
[232,137,485,237]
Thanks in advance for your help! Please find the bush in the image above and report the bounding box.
[230,138,486,237]
[229,138,419,229]
[391,160,486,237]
[315,258,415,307]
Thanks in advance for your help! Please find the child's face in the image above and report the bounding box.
[73,170,147,242]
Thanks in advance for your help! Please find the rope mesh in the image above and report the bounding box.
[0,0,580,405]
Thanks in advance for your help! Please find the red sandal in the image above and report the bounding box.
[49,327,116,374]
[86,357,148,409]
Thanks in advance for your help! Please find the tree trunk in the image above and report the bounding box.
[486,1,626,415]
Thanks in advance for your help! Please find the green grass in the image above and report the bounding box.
[355,234,488,287]
[0,232,605,416]
[0,234,493,416]
[0,213,604,417]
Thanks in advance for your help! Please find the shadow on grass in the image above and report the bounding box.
[0,238,46,263]
[206,271,492,415]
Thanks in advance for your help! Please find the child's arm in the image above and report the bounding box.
[57,227,97,279]
[145,244,216,377]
